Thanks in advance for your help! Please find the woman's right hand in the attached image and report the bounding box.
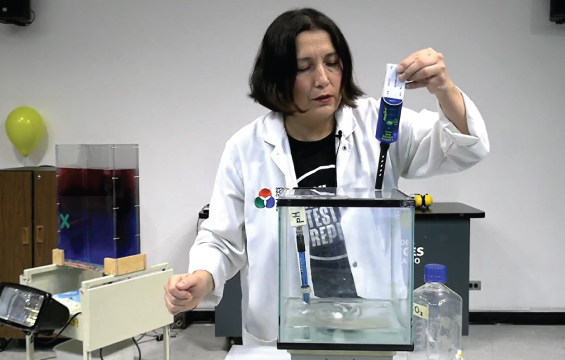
[164,270,214,315]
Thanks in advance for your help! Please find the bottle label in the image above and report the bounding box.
[413,303,429,319]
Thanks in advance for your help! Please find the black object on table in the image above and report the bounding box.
[201,202,485,338]
[413,202,484,336]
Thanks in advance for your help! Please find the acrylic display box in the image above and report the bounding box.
[277,188,415,352]
[55,144,141,267]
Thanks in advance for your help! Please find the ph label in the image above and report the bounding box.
[289,207,306,227]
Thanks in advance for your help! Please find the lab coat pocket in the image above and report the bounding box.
[243,208,279,343]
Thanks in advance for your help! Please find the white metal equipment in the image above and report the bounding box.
[19,263,174,360]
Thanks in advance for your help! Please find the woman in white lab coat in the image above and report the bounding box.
[164,7,489,346]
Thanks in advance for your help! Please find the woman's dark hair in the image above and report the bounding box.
[248,8,364,115]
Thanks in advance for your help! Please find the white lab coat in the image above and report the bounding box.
[188,90,489,346]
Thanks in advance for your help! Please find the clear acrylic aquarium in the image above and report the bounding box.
[277,187,415,352]
[55,144,141,266]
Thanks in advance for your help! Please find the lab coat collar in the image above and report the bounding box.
[259,112,296,188]
[335,105,355,138]
[259,105,356,188]
[260,111,286,147]
[259,105,356,146]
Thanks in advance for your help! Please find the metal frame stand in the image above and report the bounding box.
[20,263,174,360]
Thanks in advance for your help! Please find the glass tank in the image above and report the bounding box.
[277,187,415,352]
[55,144,140,266]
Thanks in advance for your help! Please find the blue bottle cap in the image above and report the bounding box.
[424,264,447,283]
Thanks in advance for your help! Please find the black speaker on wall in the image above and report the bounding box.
[0,0,33,26]
[550,0,565,24]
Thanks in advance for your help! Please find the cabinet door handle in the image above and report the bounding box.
[36,225,44,244]
[22,227,30,245]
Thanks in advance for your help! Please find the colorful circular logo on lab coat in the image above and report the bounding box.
[255,188,275,209]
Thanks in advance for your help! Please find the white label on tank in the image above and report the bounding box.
[289,207,307,227]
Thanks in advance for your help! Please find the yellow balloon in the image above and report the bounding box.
[5,106,45,157]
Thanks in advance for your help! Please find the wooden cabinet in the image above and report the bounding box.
[0,166,58,340]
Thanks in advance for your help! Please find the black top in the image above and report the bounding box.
[415,202,485,219]
[287,131,337,188]
[288,131,358,298]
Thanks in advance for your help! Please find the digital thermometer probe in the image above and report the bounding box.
[289,207,311,304]
[295,226,310,303]
[375,63,406,190]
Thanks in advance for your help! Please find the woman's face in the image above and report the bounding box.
[292,30,343,123]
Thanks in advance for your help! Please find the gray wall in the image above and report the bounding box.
[1,0,564,312]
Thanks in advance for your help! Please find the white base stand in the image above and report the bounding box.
[225,345,400,360]
[288,350,394,360]
[20,263,174,360]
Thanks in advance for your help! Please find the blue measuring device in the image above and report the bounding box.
[295,226,310,303]
[375,63,406,190]
[289,207,311,303]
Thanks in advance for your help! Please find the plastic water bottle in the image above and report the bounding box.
[408,264,463,360]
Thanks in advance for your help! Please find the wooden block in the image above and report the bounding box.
[53,249,65,265]
[104,254,147,275]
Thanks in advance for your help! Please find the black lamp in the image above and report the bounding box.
[0,282,70,335]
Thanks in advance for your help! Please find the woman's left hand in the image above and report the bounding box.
[396,48,455,96]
